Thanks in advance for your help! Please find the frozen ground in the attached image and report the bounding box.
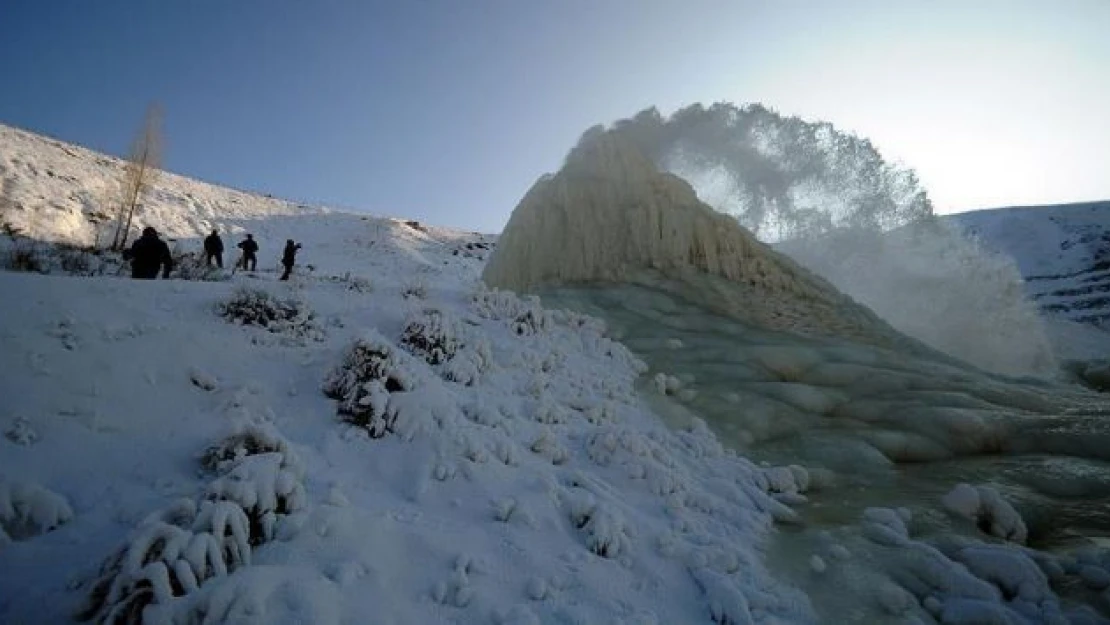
[3,122,1110,624]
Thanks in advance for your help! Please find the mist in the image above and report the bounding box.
[595,102,1056,377]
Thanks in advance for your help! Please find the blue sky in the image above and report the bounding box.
[2,0,1107,232]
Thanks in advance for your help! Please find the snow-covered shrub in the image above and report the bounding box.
[471,287,551,336]
[565,493,632,559]
[58,246,95,275]
[78,500,251,624]
[5,416,38,446]
[530,430,570,465]
[200,424,301,476]
[204,453,305,545]
[3,238,46,273]
[692,568,758,625]
[399,307,493,386]
[0,477,73,540]
[400,308,460,365]
[80,427,306,624]
[401,277,428,300]
[471,287,522,320]
[217,287,322,340]
[322,332,424,438]
[512,308,549,337]
[333,271,372,293]
[442,338,492,386]
[173,251,228,282]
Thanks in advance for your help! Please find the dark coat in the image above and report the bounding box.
[124,232,173,279]
[282,242,301,266]
[238,238,259,255]
[204,233,224,254]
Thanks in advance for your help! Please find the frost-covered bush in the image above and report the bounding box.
[399,307,493,386]
[0,238,113,276]
[565,491,632,559]
[217,287,322,340]
[58,246,95,275]
[200,424,301,475]
[400,308,460,365]
[401,277,428,300]
[0,477,73,540]
[332,271,372,293]
[173,251,228,282]
[80,427,306,624]
[78,500,252,624]
[471,288,551,336]
[204,453,305,546]
[5,416,38,446]
[3,238,46,273]
[442,338,492,387]
[323,332,423,438]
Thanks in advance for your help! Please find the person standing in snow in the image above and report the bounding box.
[122,227,173,279]
[280,239,302,281]
[237,234,259,272]
[203,229,224,268]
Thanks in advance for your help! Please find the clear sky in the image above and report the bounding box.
[1,0,1107,232]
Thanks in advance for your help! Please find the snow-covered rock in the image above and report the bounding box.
[942,483,1028,544]
[0,477,73,540]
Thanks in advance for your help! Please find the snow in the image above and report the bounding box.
[3,122,1110,624]
[0,265,818,623]
[945,201,1110,361]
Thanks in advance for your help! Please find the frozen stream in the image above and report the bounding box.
[541,281,1110,623]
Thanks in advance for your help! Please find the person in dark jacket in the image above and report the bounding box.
[203,230,224,268]
[123,227,173,279]
[237,234,259,271]
[280,239,302,281]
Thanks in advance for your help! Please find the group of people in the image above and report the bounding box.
[124,228,302,281]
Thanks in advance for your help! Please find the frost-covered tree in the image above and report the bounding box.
[111,104,162,251]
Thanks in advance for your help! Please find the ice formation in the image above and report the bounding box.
[553,103,1057,378]
[483,130,913,349]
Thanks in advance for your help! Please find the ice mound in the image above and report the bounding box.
[483,130,909,348]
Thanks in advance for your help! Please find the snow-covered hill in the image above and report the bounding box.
[945,202,1110,362]
[0,123,335,247]
[947,202,1110,326]
[4,122,1110,625]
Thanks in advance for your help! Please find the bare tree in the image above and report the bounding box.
[111,104,163,250]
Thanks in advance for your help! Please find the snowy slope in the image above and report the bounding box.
[0,246,815,624]
[0,123,338,248]
[0,123,815,623]
[5,123,1110,625]
[946,202,1110,329]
